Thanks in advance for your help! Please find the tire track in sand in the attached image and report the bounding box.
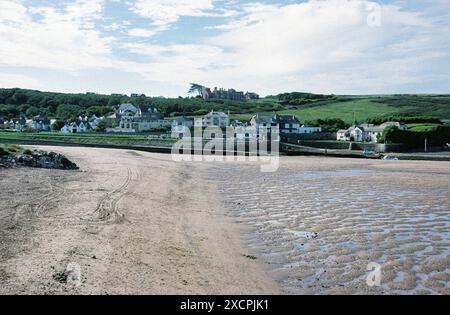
[93,168,133,224]
[11,179,66,226]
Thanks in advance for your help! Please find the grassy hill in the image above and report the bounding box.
[233,95,450,124]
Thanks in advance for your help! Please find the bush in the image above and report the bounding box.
[0,144,23,155]
[96,120,107,132]
[380,125,450,148]
[0,146,7,156]
[305,118,348,132]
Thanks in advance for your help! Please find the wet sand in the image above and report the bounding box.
[210,157,450,295]
[0,146,277,295]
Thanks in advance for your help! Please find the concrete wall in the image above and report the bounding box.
[291,139,405,152]
[283,132,336,142]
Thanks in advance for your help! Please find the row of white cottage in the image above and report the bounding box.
[171,111,321,139]
[103,104,322,138]
[337,122,408,143]
[60,115,104,133]
[0,117,55,131]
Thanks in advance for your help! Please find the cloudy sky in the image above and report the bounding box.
[0,0,449,96]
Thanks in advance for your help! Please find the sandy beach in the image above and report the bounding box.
[0,146,449,295]
[0,146,278,295]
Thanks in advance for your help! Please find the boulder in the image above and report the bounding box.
[1,151,78,170]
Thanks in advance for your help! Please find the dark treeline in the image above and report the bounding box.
[0,88,283,121]
[380,125,450,148]
[277,92,339,107]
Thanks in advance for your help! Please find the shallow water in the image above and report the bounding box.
[209,160,450,295]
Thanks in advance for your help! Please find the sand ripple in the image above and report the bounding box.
[209,159,450,295]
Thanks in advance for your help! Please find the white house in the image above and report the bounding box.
[249,115,277,138]
[233,126,260,140]
[118,103,138,116]
[337,129,349,141]
[7,118,27,131]
[195,111,229,128]
[61,120,92,133]
[250,114,321,134]
[171,116,193,138]
[380,121,408,131]
[298,125,322,134]
[273,115,301,134]
[89,115,104,130]
[337,122,408,142]
[338,126,365,142]
[113,106,171,133]
[31,117,51,131]
[230,120,247,128]
[131,118,171,132]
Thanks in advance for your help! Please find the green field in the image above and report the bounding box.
[232,96,450,124]
[0,132,178,146]
[406,123,442,132]
[233,100,411,123]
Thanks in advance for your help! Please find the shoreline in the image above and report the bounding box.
[2,138,450,162]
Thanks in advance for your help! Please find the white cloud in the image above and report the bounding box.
[0,0,449,95]
[122,0,450,95]
[127,28,156,38]
[130,0,215,27]
[0,0,113,72]
[0,73,41,89]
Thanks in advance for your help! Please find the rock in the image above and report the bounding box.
[17,151,78,170]
[1,151,78,170]
[52,263,82,287]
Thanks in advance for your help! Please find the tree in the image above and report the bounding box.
[52,120,66,131]
[305,118,348,132]
[378,126,399,144]
[96,120,107,132]
[26,106,40,117]
[56,104,83,121]
[11,91,28,104]
[188,83,204,96]
[86,105,113,117]
[0,104,19,118]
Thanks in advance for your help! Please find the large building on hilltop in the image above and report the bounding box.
[201,86,259,101]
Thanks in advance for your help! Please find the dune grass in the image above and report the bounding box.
[0,144,30,156]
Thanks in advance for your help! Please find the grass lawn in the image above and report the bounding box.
[406,124,441,132]
[0,132,178,146]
